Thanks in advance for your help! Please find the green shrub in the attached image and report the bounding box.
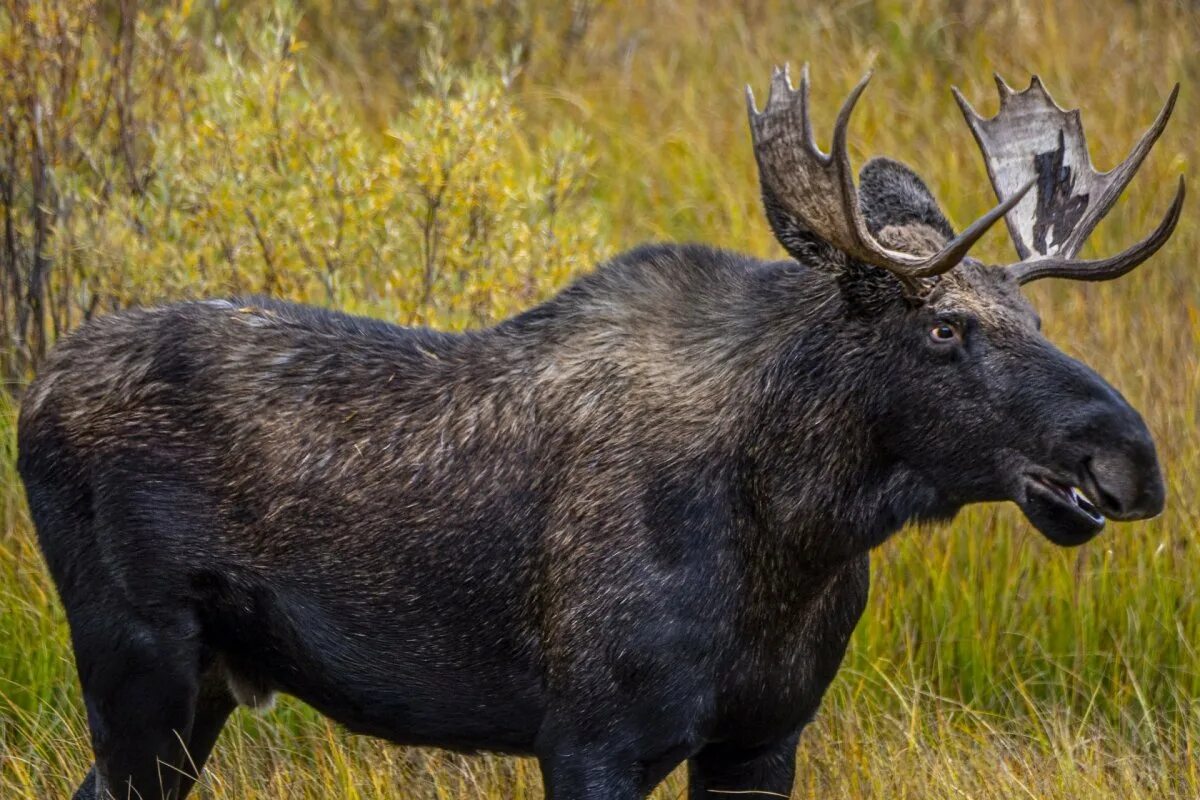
[0,0,603,382]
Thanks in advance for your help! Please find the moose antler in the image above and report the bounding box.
[953,76,1185,284]
[746,65,1032,292]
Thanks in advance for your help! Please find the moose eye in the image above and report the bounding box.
[929,323,960,344]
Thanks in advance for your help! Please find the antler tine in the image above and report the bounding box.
[747,66,1028,290]
[1056,82,1180,259]
[766,64,792,112]
[830,70,873,164]
[748,64,817,150]
[798,63,814,151]
[952,85,982,125]
[1010,175,1185,284]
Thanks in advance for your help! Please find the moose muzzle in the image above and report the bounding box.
[1081,411,1165,522]
[1021,383,1164,547]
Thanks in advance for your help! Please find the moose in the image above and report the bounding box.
[18,66,1182,799]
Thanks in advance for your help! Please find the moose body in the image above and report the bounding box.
[18,68,1180,800]
[21,246,873,797]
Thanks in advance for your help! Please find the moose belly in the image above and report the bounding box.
[197,567,547,754]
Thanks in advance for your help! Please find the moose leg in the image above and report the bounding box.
[539,754,644,800]
[176,675,238,799]
[687,734,800,799]
[70,769,97,800]
[536,720,647,800]
[537,716,703,799]
[70,609,202,800]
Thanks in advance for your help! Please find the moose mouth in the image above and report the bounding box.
[1018,470,1107,547]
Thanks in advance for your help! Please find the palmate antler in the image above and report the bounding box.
[746,65,1033,293]
[954,76,1185,284]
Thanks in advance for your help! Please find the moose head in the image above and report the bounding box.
[746,66,1182,546]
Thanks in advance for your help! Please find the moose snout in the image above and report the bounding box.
[1077,406,1165,521]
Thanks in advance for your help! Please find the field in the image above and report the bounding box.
[1,0,1198,797]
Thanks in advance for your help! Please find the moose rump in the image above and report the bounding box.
[17,300,559,796]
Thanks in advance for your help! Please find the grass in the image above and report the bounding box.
[2,0,1199,797]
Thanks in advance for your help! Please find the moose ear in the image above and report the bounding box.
[857,157,955,256]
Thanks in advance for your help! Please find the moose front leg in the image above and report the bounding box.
[538,752,643,800]
[687,734,800,799]
[535,722,645,800]
[536,709,703,800]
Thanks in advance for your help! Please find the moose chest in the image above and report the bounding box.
[706,553,870,744]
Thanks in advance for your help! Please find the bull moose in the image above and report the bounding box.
[17,66,1182,799]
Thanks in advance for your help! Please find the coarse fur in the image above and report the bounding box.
[18,154,1164,799]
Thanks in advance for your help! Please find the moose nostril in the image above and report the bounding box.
[1086,446,1164,520]
[1097,485,1125,515]
[1083,457,1124,513]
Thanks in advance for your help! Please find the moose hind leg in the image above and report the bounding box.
[70,768,98,800]
[71,608,203,800]
[175,671,238,799]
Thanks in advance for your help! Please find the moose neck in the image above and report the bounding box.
[631,257,941,567]
[504,246,943,568]
[746,382,937,567]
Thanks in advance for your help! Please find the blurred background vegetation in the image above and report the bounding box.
[0,0,1197,797]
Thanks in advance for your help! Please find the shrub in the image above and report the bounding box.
[0,0,604,384]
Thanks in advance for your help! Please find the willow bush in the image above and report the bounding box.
[0,0,603,385]
[292,0,598,120]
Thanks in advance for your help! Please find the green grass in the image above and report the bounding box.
[2,0,1199,797]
